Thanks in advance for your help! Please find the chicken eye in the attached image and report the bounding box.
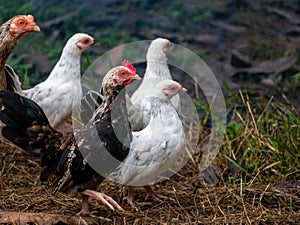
[83,39,90,44]
[18,20,25,26]
[120,71,127,77]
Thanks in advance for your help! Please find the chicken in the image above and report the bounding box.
[0,61,141,216]
[23,33,98,129]
[128,37,180,131]
[0,14,40,93]
[79,38,178,130]
[111,79,186,209]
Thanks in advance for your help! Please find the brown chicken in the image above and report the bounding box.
[0,15,40,92]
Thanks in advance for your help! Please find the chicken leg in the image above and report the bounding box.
[77,189,124,216]
[123,186,152,210]
[144,185,173,202]
[124,185,173,210]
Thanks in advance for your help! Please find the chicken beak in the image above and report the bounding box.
[25,15,41,32]
[92,40,100,46]
[181,87,187,92]
[30,25,41,32]
[130,74,141,81]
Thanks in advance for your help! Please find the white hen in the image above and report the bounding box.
[79,38,179,129]
[23,33,97,128]
[112,79,186,208]
[128,38,181,131]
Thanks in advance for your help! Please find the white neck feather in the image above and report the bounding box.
[47,46,81,81]
[144,60,171,79]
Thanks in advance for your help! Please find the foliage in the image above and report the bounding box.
[0,0,131,85]
[223,90,300,184]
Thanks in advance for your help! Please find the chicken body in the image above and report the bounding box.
[128,38,180,131]
[79,38,179,131]
[23,33,97,129]
[112,79,186,208]
[0,61,140,216]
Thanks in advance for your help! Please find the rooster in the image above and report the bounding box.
[0,14,40,93]
[111,79,186,209]
[0,61,140,216]
[23,33,98,129]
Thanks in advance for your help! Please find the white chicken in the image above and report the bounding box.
[111,79,186,208]
[128,37,181,131]
[79,38,180,130]
[23,33,97,129]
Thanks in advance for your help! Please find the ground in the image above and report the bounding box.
[0,131,299,224]
[0,0,300,224]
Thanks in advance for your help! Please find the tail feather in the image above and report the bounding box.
[0,90,49,126]
[0,91,75,192]
[79,90,103,124]
[0,91,62,153]
[5,65,23,93]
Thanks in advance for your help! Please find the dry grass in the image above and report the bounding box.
[0,149,299,224]
[0,90,300,224]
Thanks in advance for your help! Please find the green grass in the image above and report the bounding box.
[222,90,300,184]
[1,0,137,86]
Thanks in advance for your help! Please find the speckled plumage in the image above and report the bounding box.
[0,62,140,215]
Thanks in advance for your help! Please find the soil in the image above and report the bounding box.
[1,1,300,224]
[0,137,299,225]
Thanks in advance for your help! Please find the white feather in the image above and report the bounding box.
[112,80,186,186]
[128,38,181,131]
[23,33,96,128]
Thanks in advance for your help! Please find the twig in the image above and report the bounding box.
[0,211,109,224]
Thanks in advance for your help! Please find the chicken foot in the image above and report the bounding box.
[77,189,124,217]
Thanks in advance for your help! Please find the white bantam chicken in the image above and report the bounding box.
[79,38,179,130]
[23,33,98,129]
[111,79,187,209]
[0,14,40,93]
[0,61,140,217]
[128,37,181,131]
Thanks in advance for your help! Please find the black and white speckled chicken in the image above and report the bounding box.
[0,61,140,216]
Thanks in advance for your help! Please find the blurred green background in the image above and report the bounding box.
[1,0,300,108]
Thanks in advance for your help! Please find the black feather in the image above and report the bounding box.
[0,90,49,127]
[0,91,52,153]
[80,90,103,124]
[0,77,131,195]
[5,65,22,93]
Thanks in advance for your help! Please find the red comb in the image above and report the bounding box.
[122,60,136,74]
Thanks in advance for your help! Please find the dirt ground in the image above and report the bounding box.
[1,1,300,224]
[0,135,299,225]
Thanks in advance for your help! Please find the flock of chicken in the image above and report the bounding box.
[0,15,189,216]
